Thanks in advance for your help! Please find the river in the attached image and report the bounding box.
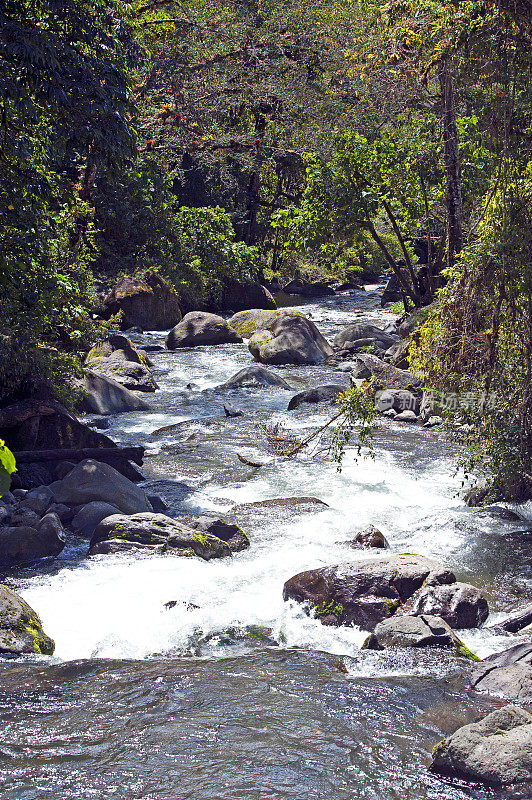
[1,287,531,799]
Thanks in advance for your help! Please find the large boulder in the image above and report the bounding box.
[249,315,333,366]
[166,312,243,349]
[53,459,150,514]
[470,643,532,704]
[89,513,232,559]
[78,370,150,415]
[282,278,335,297]
[430,705,532,786]
[283,554,456,630]
[396,303,435,338]
[334,323,398,351]
[0,584,54,655]
[218,365,292,390]
[221,280,277,312]
[228,308,303,338]
[362,614,477,658]
[396,581,489,628]
[287,385,346,410]
[0,512,66,568]
[349,353,421,388]
[85,335,157,392]
[104,271,182,330]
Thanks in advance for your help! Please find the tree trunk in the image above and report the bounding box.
[438,55,463,265]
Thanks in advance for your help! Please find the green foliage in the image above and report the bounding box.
[0,440,16,498]
[0,0,137,402]
[411,163,532,501]
[329,386,377,470]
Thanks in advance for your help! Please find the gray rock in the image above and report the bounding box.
[430,705,532,786]
[54,461,76,481]
[492,603,532,633]
[362,614,475,656]
[249,315,333,366]
[0,512,66,568]
[18,485,54,516]
[88,355,158,392]
[78,370,150,415]
[71,501,121,538]
[283,554,456,630]
[352,525,389,549]
[349,353,421,388]
[471,643,532,704]
[47,503,75,523]
[0,585,54,655]
[375,389,419,414]
[223,402,244,418]
[54,459,150,514]
[287,385,346,411]
[397,581,489,628]
[334,323,397,350]
[394,409,418,422]
[218,365,291,390]
[166,312,243,349]
[147,495,168,514]
[424,415,443,428]
[89,513,232,560]
[10,507,41,529]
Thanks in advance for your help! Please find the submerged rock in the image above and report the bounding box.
[89,512,232,560]
[491,602,532,633]
[362,614,477,658]
[471,643,532,704]
[53,459,150,515]
[223,402,245,418]
[218,365,292,390]
[0,584,54,655]
[283,554,456,630]
[231,497,328,516]
[249,315,333,365]
[166,312,243,349]
[430,705,532,786]
[287,384,346,410]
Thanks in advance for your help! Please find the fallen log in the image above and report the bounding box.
[12,446,145,467]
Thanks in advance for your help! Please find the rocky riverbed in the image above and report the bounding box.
[0,285,531,798]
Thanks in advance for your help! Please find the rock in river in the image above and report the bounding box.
[283,554,457,630]
[350,353,421,388]
[362,614,477,658]
[53,459,150,515]
[103,271,182,331]
[0,584,54,655]
[166,312,243,349]
[79,370,150,415]
[228,309,303,339]
[396,581,489,628]
[89,513,232,559]
[287,384,346,410]
[0,512,66,569]
[470,643,532,704]
[430,705,532,786]
[218,365,292,390]
[248,314,333,365]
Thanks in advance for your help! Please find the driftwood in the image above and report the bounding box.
[13,446,145,466]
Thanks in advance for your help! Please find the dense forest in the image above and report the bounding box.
[1,0,531,492]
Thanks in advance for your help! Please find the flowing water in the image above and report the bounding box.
[1,288,531,799]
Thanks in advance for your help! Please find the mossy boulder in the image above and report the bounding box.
[228,308,304,339]
[166,312,243,349]
[0,584,54,655]
[104,271,182,331]
[249,314,333,365]
[85,334,157,392]
[89,512,233,559]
